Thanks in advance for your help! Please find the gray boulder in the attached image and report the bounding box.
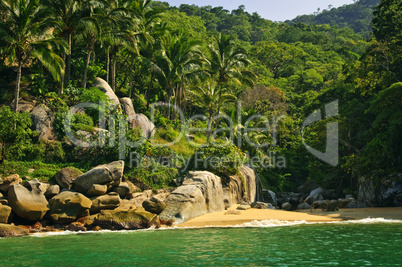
[281,202,292,211]
[237,204,251,210]
[128,190,154,207]
[159,171,225,224]
[55,167,83,190]
[142,196,166,215]
[31,104,56,141]
[338,198,353,209]
[90,193,121,214]
[23,178,50,194]
[0,204,12,223]
[297,202,311,210]
[73,161,124,193]
[358,176,376,207]
[0,174,22,193]
[8,184,49,221]
[45,185,60,199]
[92,77,120,105]
[223,165,263,208]
[345,198,367,209]
[49,191,92,224]
[94,208,160,230]
[87,184,108,197]
[130,114,155,139]
[112,182,131,198]
[304,187,324,205]
[120,97,136,117]
[262,189,277,206]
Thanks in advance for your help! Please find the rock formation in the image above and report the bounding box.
[8,184,49,221]
[92,77,120,105]
[31,104,56,141]
[55,167,83,190]
[73,161,124,193]
[49,191,92,224]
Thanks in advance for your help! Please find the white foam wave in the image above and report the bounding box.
[27,217,402,237]
[233,217,402,228]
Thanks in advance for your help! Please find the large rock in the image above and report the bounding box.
[358,176,376,207]
[130,114,155,139]
[262,189,277,206]
[90,193,121,214]
[382,185,402,207]
[128,190,154,207]
[142,196,166,215]
[49,191,92,224]
[94,208,160,230]
[45,185,60,199]
[73,161,124,193]
[297,202,311,210]
[55,167,83,190]
[23,178,49,194]
[277,192,301,210]
[223,165,262,208]
[87,184,108,197]
[92,77,120,105]
[8,184,49,221]
[159,171,225,224]
[120,97,136,117]
[0,223,29,237]
[31,104,56,141]
[0,174,22,193]
[304,187,324,205]
[0,204,12,223]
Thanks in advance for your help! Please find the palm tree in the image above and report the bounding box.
[150,31,205,119]
[40,0,103,92]
[209,33,256,87]
[189,79,237,140]
[0,0,66,112]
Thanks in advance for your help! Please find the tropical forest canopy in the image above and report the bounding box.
[0,0,400,193]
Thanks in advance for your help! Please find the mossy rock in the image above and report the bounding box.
[0,223,29,237]
[94,208,160,230]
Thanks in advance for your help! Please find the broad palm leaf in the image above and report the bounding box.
[0,0,67,112]
[209,33,256,87]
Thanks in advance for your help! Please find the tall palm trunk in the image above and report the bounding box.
[14,61,22,112]
[82,49,92,88]
[60,53,66,94]
[106,46,110,83]
[65,32,72,87]
[111,46,117,91]
[128,58,134,98]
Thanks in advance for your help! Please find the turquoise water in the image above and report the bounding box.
[1,221,402,266]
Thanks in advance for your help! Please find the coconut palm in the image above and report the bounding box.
[150,31,205,119]
[209,33,256,87]
[189,79,237,140]
[40,0,103,92]
[0,0,66,112]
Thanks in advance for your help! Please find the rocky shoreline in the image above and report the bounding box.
[0,162,264,237]
[1,159,401,238]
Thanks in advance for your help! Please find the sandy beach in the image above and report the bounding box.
[177,205,402,227]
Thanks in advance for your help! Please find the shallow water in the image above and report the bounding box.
[1,220,402,266]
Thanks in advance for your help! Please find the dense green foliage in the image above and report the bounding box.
[0,0,400,194]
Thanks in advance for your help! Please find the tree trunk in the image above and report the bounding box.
[14,61,22,112]
[60,53,66,94]
[128,57,134,98]
[82,49,92,88]
[146,73,153,109]
[106,46,110,83]
[111,47,117,91]
[65,32,72,87]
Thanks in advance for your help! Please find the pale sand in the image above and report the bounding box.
[177,205,402,227]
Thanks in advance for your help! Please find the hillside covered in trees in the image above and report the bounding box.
[0,0,400,201]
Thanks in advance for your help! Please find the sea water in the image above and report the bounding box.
[1,219,401,266]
